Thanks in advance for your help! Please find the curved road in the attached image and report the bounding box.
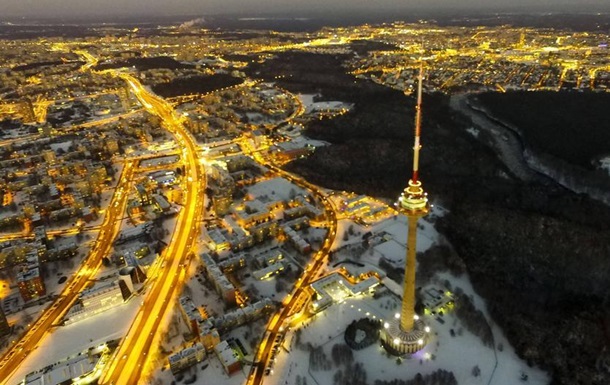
[246,157,338,385]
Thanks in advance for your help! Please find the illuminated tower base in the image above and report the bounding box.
[380,315,429,356]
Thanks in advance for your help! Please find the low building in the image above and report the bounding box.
[119,262,146,284]
[115,222,153,244]
[231,199,272,227]
[45,241,78,263]
[286,197,323,219]
[310,271,380,313]
[253,247,284,269]
[179,296,204,336]
[217,252,247,273]
[200,253,236,304]
[253,262,285,280]
[22,343,110,385]
[152,194,171,212]
[16,264,46,303]
[215,340,241,375]
[169,343,206,375]
[200,319,221,351]
[283,216,310,231]
[148,170,177,186]
[211,298,274,333]
[64,281,126,325]
[341,195,371,218]
[166,186,184,205]
[421,287,455,315]
[283,225,311,254]
[136,183,151,205]
[204,228,231,254]
[248,220,278,244]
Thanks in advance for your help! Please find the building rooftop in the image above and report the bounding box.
[215,340,240,367]
[180,296,204,323]
[168,343,205,364]
[23,344,107,385]
[16,266,41,282]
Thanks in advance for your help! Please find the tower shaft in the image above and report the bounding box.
[400,215,420,331]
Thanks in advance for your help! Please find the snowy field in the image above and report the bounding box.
[297,94,317,109]
[6,298,142,385]
[296,94,352,114]
[599,156,610,176]
[266,286,548,385]
[245,177,307,202]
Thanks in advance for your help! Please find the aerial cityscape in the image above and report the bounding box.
[0,2,610,385]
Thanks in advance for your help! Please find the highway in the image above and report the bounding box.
[0,161,137,383]
[98,70,206,385]
[74,50,99,72]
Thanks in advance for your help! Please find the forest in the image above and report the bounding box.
[476,91,610,170]
[263,49,610,384]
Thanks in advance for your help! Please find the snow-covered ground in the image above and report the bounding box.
[245,177,307,202]
[6,298,142,385]
[267,286,548,385]
[598,156,610,176]
[49,141,73,153]
[297,94,316,109]
[296,93,352,114]
[60,167,548,385]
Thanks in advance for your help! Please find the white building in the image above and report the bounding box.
[200,253,236,304]
[214,340,241,375]
[253,262,285,280]
[168,343,206,375]
[310,272,380,313]
[22,343,110,385]
[64,281,125,325]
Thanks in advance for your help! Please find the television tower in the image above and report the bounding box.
[381,59,431,355]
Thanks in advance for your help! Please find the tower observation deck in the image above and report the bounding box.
[381,60,431,356]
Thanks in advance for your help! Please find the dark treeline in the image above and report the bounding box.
[93,56,194,71]
[12,60,84,72]
[373,369,457,385]
[151,74,243,98]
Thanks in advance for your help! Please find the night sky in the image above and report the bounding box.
[1,0,608,18]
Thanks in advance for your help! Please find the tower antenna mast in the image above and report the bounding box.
[411,59,424,183]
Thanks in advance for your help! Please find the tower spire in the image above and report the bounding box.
[397,57,428,216]
[411,60,424,183]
